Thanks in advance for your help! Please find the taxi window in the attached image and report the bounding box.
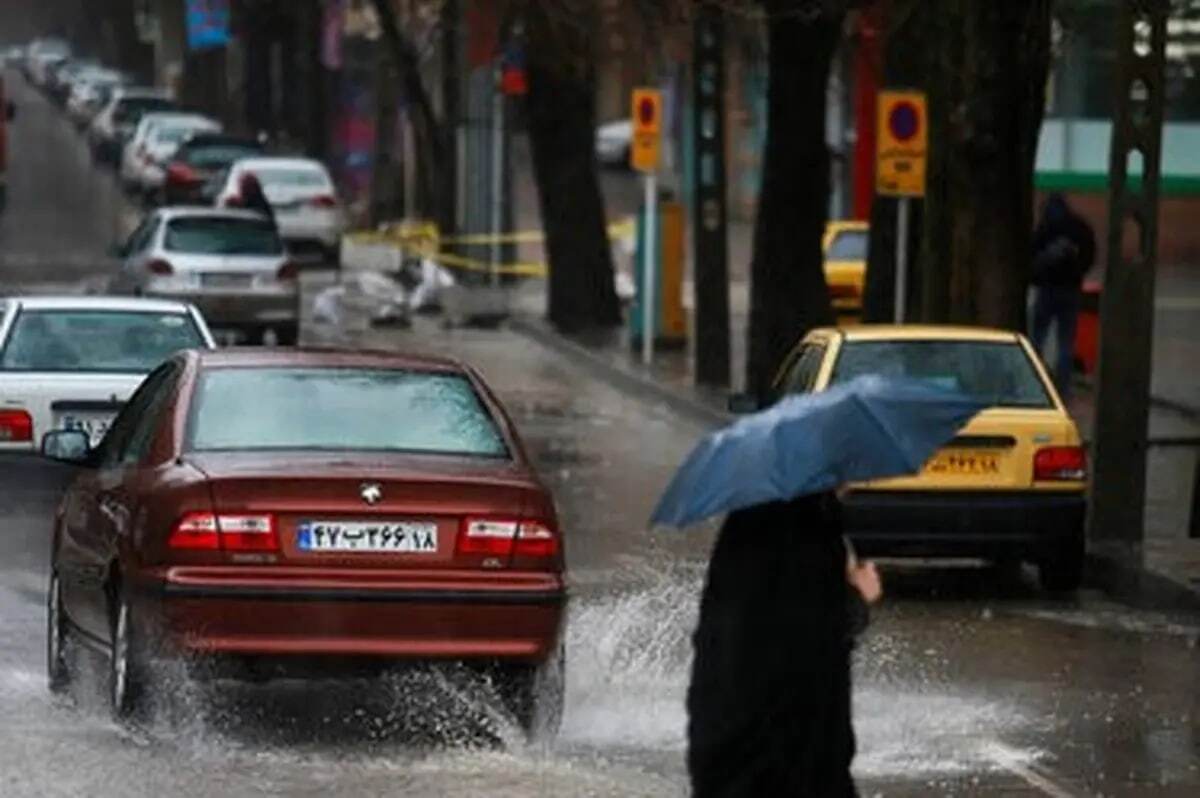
[777,343,827,397]
[826,230,868,260]
[830,340,1053,408]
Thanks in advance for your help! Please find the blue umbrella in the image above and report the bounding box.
[650,375,988,528]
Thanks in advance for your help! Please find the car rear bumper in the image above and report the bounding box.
[843,489,1085,559]
[133,566,567,663]
[145,288,297,328]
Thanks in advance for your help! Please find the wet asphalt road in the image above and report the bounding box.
[1,70,1199,797]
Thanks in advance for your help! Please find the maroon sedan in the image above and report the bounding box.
[43,348,566,730]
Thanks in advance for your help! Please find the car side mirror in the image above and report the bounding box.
[41,430,92,464]
[727,393,762,415]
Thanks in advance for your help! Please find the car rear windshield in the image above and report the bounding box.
[189,368,510,457]
[164,217,283,255]
[115,97,174,123]
[0,310,205,373]
[154,124,211,145]
[253,168,332,189]
[183,145,260,169]
[826,230,868,261]
[830,340,1054,408]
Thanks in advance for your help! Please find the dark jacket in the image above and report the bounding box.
[1031,194,1096,288]
[687,496,861,798]
[238,173,275,225]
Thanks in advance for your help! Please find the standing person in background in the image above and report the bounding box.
[1030,193,1096,399]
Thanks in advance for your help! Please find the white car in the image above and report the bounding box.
[120,112,220,195]
[67,68,127,129]
[89,87,176,165]
[0,296,216,452]
[213,156,346,261]
[595,119,632,168]
[111,207,298,344]
[24,38,71,85]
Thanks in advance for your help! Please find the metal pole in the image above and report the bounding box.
[642,173,657,366]
[894,197,909,322]
[490,67,503,286]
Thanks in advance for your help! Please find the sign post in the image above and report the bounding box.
[875,90,927,323]
[632,88,662,365]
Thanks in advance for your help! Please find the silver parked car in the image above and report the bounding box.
[110,207,298,344]
[211,156,346,262]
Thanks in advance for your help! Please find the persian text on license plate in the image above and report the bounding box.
[200,273,253,289]
[296,521,438,553]
[926,450,1001,476]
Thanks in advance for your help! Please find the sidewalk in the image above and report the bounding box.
[505,278,1200,611]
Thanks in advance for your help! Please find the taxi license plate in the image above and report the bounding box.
[926,450,1001,476]
[61,415,113,447]
[296,521,438,553]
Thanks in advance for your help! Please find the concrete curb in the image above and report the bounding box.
[1085,551,1200,613]
[511,313,1200,614]
[506,315,729,430]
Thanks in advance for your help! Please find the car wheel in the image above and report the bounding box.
[497,643,565,741]
[46,572,71,693]
[109,591,149,720]
[1038,532,1085,593]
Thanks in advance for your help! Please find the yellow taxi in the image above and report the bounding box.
[823,221,869,322]
[771,324,1087,591]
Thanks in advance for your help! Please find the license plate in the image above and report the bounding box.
[60,414,113,447]
[201,273,253,289]
[296,521,438,553]
[926,450,1001,476]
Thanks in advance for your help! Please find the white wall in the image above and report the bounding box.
[1037,119,1200,176]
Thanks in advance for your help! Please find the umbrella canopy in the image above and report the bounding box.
[650,375,988,528]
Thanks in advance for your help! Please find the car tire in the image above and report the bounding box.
[497,643,565,741]
[46,572,72,694]
[1038,531,1086,593]
[109,590,150,720]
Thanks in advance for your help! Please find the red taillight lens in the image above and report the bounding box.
[515,521,559,558]
[0,409,33,443]
[276,261,299,281]
[168,512,278,551]
[309,194,337,208]
[147,258,173,276]
[827,283,859,300]
[1034,446,1087,481]
[168,512,220,550]
[166,162,198,185]
[217,514,279,551]
[457,518,518,556]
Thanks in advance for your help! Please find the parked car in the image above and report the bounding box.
[595,118,632,168]
[159,133,264,206]
[110,207,298,344]
[120,112,220,196]
[44,347,566,732]
[46,58,97,104]
[767,325,1087,591]
[212,156,346,262]
[89,87,175,165]
[67,69,127,130]
[0,296,215,452]
[24,38,71,85]
[823,220,869,322]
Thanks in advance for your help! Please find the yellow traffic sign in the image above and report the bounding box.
[631,88,661,172]
[876,90,927,197]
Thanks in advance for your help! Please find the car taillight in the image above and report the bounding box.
[147,258,173,275]
[166,162,198,185]
[309,195,337,208]
[455,518,559,559]
[457,518,519,557]
[276,261,299,281]
[514,521,559,558]
[168,512,278,551]
[827,283,858,299]
[0,409,33,443]
[1034,446,1087,481]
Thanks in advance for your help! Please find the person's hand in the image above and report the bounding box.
[847,559,883,605]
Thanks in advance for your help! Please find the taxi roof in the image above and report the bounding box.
[811,324,1024,344]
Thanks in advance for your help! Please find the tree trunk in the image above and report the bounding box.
[524,1,621,332]
[862,0,927,323]
[745,2,842,399]
[919,1,1051,328]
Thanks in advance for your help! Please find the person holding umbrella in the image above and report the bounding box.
[651,376,985,796]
